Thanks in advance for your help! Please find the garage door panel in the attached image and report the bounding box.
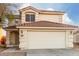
[28,31,65,49]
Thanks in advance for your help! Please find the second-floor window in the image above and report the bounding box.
[26,14,35,22]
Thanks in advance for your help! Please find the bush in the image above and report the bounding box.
[0,36,6,48]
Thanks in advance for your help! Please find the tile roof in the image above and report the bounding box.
[39,9,65,14]
[6,21,78,29]
[17,21,78,28]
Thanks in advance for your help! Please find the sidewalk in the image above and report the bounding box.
[0,48,6,52]
[0,48,27,56]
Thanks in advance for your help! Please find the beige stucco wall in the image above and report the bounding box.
[21,9,63,23]
[19,29,74,50]
[37,14,62,23]
[19,29,27,50]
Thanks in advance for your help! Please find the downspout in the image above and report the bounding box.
[65,23,67,48]
[63,13,67,48]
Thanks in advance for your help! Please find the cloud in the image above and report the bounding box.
[46,8,55,11]
[12,3,32,15]
[63,13,74,25]
[19,3,32,9]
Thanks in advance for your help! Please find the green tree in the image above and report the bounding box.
[0,3,19,27]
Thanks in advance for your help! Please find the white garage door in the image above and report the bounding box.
[27,31,66,49]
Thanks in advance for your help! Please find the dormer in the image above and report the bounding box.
[19,6,39,23]
[19,6,65,24]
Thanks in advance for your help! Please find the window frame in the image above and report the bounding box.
[25,12,35,22]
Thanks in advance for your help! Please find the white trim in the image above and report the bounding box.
[16,26,76,30]
[6,29,18,31]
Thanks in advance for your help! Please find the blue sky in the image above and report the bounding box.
[18,3,79,25]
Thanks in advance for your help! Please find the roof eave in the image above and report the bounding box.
[18,6,40,12]
[16,26,77,30]
[18,6,65,14]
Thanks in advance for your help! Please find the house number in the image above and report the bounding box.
[21,30,23,37]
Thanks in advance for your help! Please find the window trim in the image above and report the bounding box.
[25,13,35,22]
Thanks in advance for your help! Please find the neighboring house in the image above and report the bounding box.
[5,6,78,50]
[73,29,79,48]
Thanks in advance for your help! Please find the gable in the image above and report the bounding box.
[19,6,39,13]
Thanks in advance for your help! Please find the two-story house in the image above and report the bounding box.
[5,6,78,50]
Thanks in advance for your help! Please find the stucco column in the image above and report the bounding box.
[19,29,28,50]
[65,30,73,48]
[6,31,10,47]
[68,31,73,48]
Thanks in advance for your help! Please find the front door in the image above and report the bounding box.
[10,31,19,48]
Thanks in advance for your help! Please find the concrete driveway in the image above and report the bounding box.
[1,48,79,56]
[27,48,79,56]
